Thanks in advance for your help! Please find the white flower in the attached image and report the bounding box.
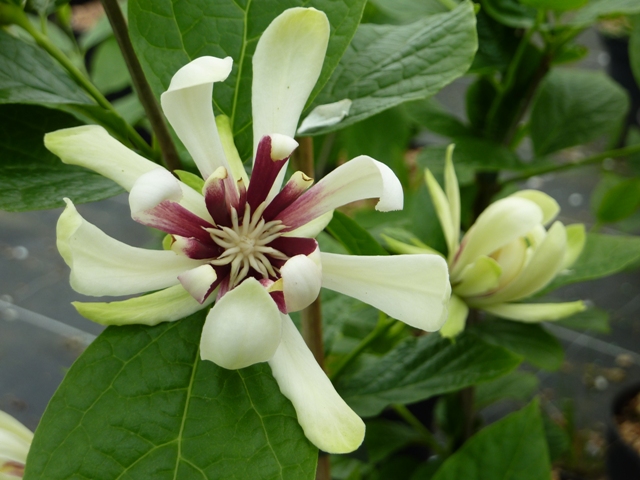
[45,8,451,453]
[0,411,32,479]
[388,146,586,338]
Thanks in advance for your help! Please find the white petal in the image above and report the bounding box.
[475,221,567,305]
[252,7,329,154]
[269,134,299,161]
[161,56,233,179]
[0,411,32,445]
[491,238,528,289]
[178,265,217,304]
[425,168,456,258]
[297,99,352,134]
[453,256,501,297]
[44,125,157,191]
[268,315,365,453]
[320,253,451,331]
[483,301,586,322]
[200,278,282,370]
[439,294,468,338]
[444,145,460,252]
[510,190,560,225]
[281,249,322,312]
[451,197,543,278]
[562,223,586,269]
[0,425,30,470]
[57,199,203,296]
[73,284,214,326]
[276,156,403,230]
[283,210,333,238]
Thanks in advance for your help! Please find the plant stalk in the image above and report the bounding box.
[100,0,182,172]
[502,142,640,185]
[7,5,154,159]
[392,404,446,456]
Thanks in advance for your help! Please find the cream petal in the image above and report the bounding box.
[178,264,217,304]
[453,256,502,297]
[482,301,586,322]
[425,168,456,259]
[280,249,322,312]
[276,156,403,231]
[73,284,214,326]
[268,315,365,454]
[562,224,586,269]
[160,56,233,179]
[297,99,353,134]
[510,190,560,225]
[252,7,330,154]
[444,145,460,253]
[44,125,157,191]
[0,430,30,472]
[439,294,469,338]
[475,221,567,305]
[0,411,32,445]
[57,199,203,296]
[200,278,282,370]
[381,233,444,256]
[491,238,528,289]
[283,210,333,238]
[320,253,451,331]
[451,197,543,278]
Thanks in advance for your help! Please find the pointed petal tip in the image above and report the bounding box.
[164,56,233,93]
[270,133,299,161]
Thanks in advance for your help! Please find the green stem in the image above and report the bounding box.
[329,314,397,382]
[8,6,154,159]
[392,404,446,456]
[100,0,182,172]
[502,142,640,185]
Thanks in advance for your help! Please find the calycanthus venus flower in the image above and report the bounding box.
[0,410,32,479]
[387,146,586,338]
[45,8,451,453]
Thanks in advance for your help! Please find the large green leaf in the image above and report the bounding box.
[472,319,564,371]
[0,104,123,212]
[595,177,640,224]
[326,211,388,256]
[474,371,539,409]
[545,233,640,291]
[128,0,367,160]
[432,401,551,480]
[335,331,521,417]
[530,68,629,155]
[632,15,640,88]
[25,313,317,480]
[310,1,478,133]
[0,29,91,105]
[570,0,640,26]
[481,0,536,28]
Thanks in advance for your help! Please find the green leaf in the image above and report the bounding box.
[474,371,539,409]
[0,29,91,105]
[530,68,629,155]
[570,0,640,27]
[632,15,640,88]
[128,0,367,160]
[364,419,423,463]
[432,401,551,480]
[326,211,389,256]
[470,10,518,74]
[545,233,640,290]
[556,307,610,333]
[366,0,449,25]
[596,177,640,223]
[0,104,123,212]
[90,36,131,94]
[25,313,317,480]
[472,319,564,371]
[311,1,478,132]
[404,98,472,138]
[481,0,537,28]
[542,414,570,462]
[520,0,587,11]
[335,331,521,417]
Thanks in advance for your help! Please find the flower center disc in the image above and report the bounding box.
[207,202,287,287]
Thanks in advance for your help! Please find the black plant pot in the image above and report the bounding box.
[607,384,640,480]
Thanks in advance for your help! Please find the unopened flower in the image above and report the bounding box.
[0,411,32,479]
[46,8,450,453]
[385,146,586,338]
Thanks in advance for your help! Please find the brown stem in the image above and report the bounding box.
[100,0,182,172]
[295,136,329,479]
